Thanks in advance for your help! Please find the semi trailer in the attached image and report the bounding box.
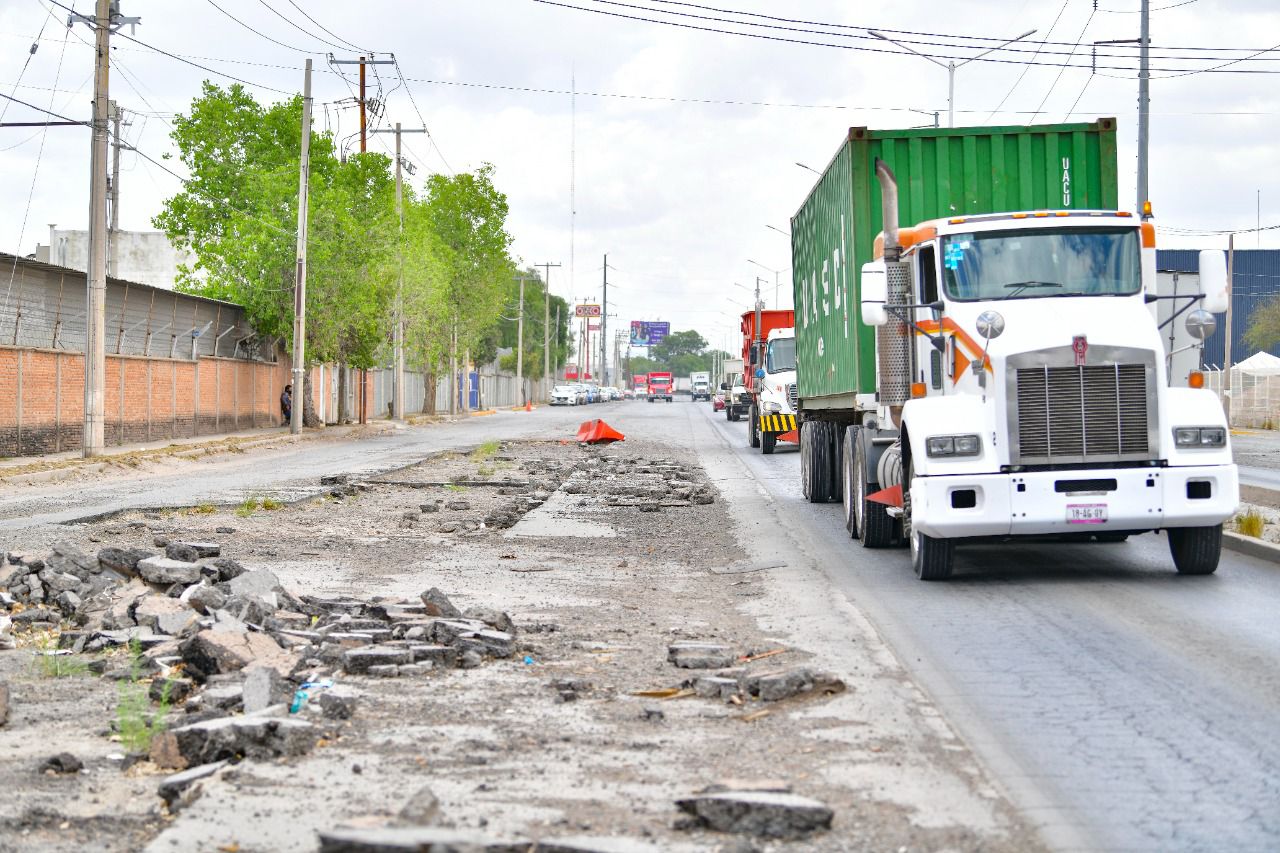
[789,120,1237,580]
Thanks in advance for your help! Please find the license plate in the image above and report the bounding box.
[1066,503,1107,524]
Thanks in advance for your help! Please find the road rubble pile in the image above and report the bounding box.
[0,538,521,801]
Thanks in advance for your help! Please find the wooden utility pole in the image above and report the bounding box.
[291,59,313,435]
[108,101,121,278]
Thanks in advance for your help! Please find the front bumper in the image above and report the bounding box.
[911,464,1239,539]
[759,413,797,433]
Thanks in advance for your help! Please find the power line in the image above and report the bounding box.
[984,0,1070,122]
[251,0,358,53]
[1030,7,1096,121]
[202,0,322,54]
[531,0,1280,72]
[284,0,369,53]
[392,54,453,175]
[0,91,85,125]
[1097,0,1199,11]
[0,1,55,126]
[109,29,293,95]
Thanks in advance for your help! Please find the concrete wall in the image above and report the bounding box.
[35,227,196,291]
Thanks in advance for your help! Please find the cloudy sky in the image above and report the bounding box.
[2,0,1278,358]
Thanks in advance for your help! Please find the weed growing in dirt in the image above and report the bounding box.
[184,503,217,516]
[115,640,170,753]
[445,483,467,492]
[260,496,283,511]
[236,497,260,517]
[471,440,501,462]
[477,465,496,478]
[31,635,89,678]
[1235,507,1266,538]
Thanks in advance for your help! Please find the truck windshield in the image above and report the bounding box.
[941,227,1141,302]
[766,338,796,373]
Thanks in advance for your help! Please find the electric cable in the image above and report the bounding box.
[984,0,1070,123]
[0,2,55,126]
[202,0,324,54]
[284,0,370,53]
[1030,7,1096,121]
[251,0,359,53]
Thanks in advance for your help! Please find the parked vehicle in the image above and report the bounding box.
[721,357,749,421]
[647,371,674,402]
[740,309,797,452]
[575,383,597,404]
[712,392,726,412]
[550,384,581,406]
[690,371,712,401]
[788,119,1236,581]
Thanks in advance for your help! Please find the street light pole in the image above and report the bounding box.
[867,28,1036,127]
[748,259,784,310]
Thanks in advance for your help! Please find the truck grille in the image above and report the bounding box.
[1014,363,1151,463]
[786,383,798,409]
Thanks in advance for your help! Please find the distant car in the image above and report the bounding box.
[576,383,598,404]
[623,389,635,400]
[713,392,726,412]
[551,384,581,406]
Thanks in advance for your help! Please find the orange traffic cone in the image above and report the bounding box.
[576,419,625,444]
[525,400,532,412]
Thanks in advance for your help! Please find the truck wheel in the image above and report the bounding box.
[762,431,777,454]
[1168,525,1222,575]
[855,435,894,548]
[842,427,860,537]
[904,457,954,580]
[749,406,760,448]
[727,407,737,422]
[802,420,837,503]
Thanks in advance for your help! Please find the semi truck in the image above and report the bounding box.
[741,309,797,453]
[647,371,674,403]
[721,357,748,421]
[690,371,712,401]
[789,120,1236,580]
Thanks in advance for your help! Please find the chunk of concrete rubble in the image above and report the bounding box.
[179,629,289,682]
[134,595,188,629]
[674,791,834,839]
[419,588,462,619]
[228,568,282,601]
[243,666,294,714]
[694,676,740,702]
[150,677,194,705]
[162,715,317,767]
[444,499,471,511]
[136,557,202,586]
[210,558,246,582]
[318,691,356,720]
[317,827,522,853]
[39,753,84,775]
[157,760,228,808]
[343,647,411,674]
[396,784,440,825]
[668,642,734,669]
[739,668,846,702]
[463,606,516,634]
[185,583,228,615]
[537,839,666,853]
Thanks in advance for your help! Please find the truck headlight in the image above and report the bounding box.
[763,401,783,413]
[926,434,982,457]
[1175,426,1226,448]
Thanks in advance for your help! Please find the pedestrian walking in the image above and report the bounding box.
[281,384,292,424]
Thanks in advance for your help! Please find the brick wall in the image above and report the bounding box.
[0,345,291,457]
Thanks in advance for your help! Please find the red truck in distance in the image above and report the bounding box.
[646,371,674,403]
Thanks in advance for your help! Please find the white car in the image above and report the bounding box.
[550,384,582,406]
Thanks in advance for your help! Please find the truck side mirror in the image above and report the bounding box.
[1197,250,1228,314]
[861,261,888,326]
[720,382,729,390]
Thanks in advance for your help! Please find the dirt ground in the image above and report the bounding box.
[0,433,1043,852]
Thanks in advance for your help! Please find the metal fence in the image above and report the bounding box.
[0,253,273,361]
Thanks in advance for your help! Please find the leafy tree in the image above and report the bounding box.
[1244,296,1280,354]
[652,329,708,364]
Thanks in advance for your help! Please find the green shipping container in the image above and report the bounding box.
[790,119,1119,402]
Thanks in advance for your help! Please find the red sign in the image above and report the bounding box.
[574,304,602,318]
[1072,335,1088,366]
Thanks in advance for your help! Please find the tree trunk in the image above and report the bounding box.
[337,362,349,424]
[450,322,458,417]
[302,372,322,428]
[463,347,472,414]
[423,368,436,415]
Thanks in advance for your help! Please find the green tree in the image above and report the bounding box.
[652,329,709,364]
[1244,296,1280,354]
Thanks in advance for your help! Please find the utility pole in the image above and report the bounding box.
[370,124,427,420]
[513,276,534,406]
[108,101,122,278]
[330,55,393,422]
[1224,233,1235,426]
[601,254,608,386]
[553,304,560,381]
[291,59,313,435]
[71,0,138,457]
[1137,0,1150,212]
[539,262,561,400]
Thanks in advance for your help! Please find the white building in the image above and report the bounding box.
[34,225,196,291]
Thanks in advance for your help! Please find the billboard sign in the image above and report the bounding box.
[574,304,602,318]
[629,320,671,347]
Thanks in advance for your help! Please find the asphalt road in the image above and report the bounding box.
[689,402,1280,853]
[5,400,1278,850]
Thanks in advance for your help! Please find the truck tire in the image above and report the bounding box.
[762,430,777,454]
[841,427,860,537]
[727,407,737,422]
[1168,525,1222,575]
[801,420,838,503]
[904,457,954,580]
[855,435,894,548]
[749,405,760,448]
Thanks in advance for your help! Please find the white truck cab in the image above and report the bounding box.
[751,328,798,454]
[856,201,1236,579]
